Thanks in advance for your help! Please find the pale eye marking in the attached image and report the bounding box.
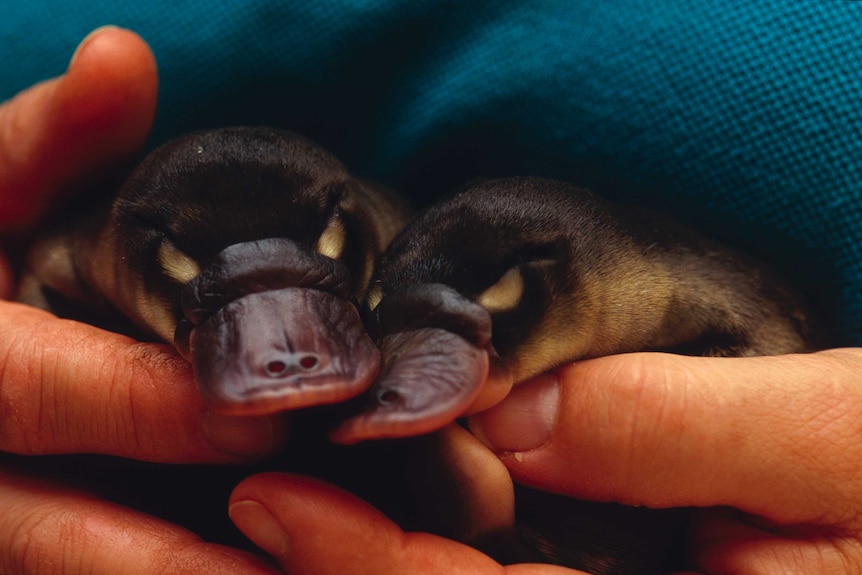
[315,217,346,260]
[366,284,384,311]
[477,267,525,313]
[158,240,201,284]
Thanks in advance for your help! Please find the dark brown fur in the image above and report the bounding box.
[367,177,825,574]
[18,127,410,340]
[16,142,824,575]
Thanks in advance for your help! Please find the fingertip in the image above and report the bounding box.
[0,26,158,231]
[481,351,862,521]
[468,372,560,453]
[62,26,158,136]
[482,354,703,504]
[230,472,396,530]
[67,25,126,69]
[230,473,402,573]
[228,500,291,561]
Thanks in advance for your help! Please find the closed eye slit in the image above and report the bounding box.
[476,266,525,313]
[158,239,202,284]
[314,215,347,260]
[366,283,384,311]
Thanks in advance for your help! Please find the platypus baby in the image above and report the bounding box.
[333,176,820,442]
[18,140,823,574]
[17,126,410,414]
[328,176,823,574]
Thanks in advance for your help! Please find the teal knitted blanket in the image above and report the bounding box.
[3,1,860,343]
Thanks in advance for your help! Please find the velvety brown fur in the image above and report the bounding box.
[18,127,410,341]
[367,176,825,574]
[17,138,824,575]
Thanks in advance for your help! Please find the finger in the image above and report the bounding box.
[0,249,11,299]
[464,354,514,415]
[0,302,286,462]
[469,349,862,528]
[230,472,584,575]
[0,467,281,575]
[689,507,862,574]
[0,26,157,232]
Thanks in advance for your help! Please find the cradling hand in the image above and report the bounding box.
[230,349,862,574]
[0,27,287,575]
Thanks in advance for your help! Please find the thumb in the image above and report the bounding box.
[469,349,862,528]
[0,26,157,232]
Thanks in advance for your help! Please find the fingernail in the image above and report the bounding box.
[469,372,560,453]
[200,411,277,459]
[229,500,290,558]
[69,25,120,68]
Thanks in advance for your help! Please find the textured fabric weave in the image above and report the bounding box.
[3,1,861,343]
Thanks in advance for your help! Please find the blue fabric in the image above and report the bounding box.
[3,1,861,343]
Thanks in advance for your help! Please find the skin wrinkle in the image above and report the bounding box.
[117,345,170,456]
[0,345,33,452]
[60,510,96,575]
[31,337,53,455]
[9,499,76,575]
[47,346,69,453]
[630,355,705,506]
[0,321,23,445]
[587,358,642,494]
[52,327,105,453]
[4,312,86,456]
[695,356,848,526]
[668,361,696,480]
[105,352,142,456]
[156,539,232,575]
[594,354,688,503]
[3,513,35,574]
[3,469,260,575]
[754,360,862,529]
[0,301,206,458]
[623,354,656,487]
[121,344,188,458]
[638,357,692,498]
[834,538,862,574]
[53,490,197,573]
[738,386,847,526]
[44,505,132,574]
[768,535,856,574]
[112,340,182,455]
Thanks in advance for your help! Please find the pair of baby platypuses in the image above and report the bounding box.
[18,127,824,575]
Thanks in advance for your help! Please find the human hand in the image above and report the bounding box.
[0,27,287,575]
[229,349,862,574]
[229,472,584,575]
[470,349,862,573]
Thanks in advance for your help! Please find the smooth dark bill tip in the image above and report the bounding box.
[190,287,380,416]
[329,327,489,444]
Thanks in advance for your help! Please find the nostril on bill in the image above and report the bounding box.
[377,389,401,405]
[265,360,288,376]
[263,355,320,377]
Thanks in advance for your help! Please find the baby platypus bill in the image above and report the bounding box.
[18,127,410,415]
[332,176,821,443]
